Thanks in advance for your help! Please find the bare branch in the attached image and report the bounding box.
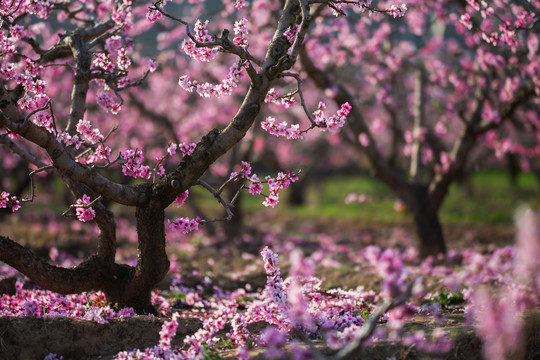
[196,179,235,222]
[0,134,51,169]
[23,165,56,202]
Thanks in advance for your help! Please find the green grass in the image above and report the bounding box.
[252,170,538,225]
[175,170,538,226]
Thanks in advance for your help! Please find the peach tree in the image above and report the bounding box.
[0,0,414,312]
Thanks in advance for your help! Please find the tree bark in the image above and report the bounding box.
[104,205,170,313]
[406,186,446,258]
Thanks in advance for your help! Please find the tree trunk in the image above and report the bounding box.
[105,205,169,313]
[407,187,447,258]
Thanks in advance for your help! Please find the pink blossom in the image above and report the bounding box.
[168,216,201,234]
[173,190,189,207]
[234,0,247,10]
[146,8,161,23]
[233,18,249,48]
[76,119,104,144]
[147,59,157,73]
[460,13,473,30]
[75,195,96,222]
[181,20,218,62]
[388,4,407,18]
[0,191,20,212]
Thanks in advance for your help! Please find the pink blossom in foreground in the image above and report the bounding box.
[388,4,407,18]
[233,18,249,48]
[168,217,201,234]
[75,195,96,222]
[178,61,245,97]
[57,132,81,149]
[76,119,104,144]
[181,19,218,62]
[121,149,151,179]
[173,190,189,208]
[0,191,20,212]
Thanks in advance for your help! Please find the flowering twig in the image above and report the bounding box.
[62,195,102,217]
[150,1,262,74]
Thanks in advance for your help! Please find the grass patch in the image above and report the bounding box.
[172,170,538,226]
[273,170,537,225]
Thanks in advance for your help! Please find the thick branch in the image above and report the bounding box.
[64,33,91,133]
[0,236,104,293]
[0,82,149,207]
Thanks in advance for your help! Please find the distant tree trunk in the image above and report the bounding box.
[405,186,447,258]
[287,178,307,205]
[507,153,520,186]
[222,186,244,239]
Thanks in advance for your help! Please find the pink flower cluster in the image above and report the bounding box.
[234,18,249,48]
[167,142,197,157]
[168,216,201,234]
[57,132,81,149]
[284,24,300,44]
[116,48,131,70]
[181,19,218,62]
[111,0,133,29]
[178,61,245,97]
[146,2,168,23]
[173,190,189,207]
[388,4,407,18]
[32,111,54,132]
[121,149,151,179]
[264,88,297,108]
[0,191,20,212]
[234,0,247,10]
[262,171,298,208]
[230,163,298,208]
[76,119,104,144]
[96,92,120,114]
[75,194,96,222]
[158,312,179,350]
[17,93,49,111]
[262,101,351,139]
[261,117,303,139]
[312,101,351,132]
[461,0,536,51]
[93,53,115,72]
[80,144,112,165]
[183,301,237,357]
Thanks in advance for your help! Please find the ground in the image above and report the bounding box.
[0,212,539,359]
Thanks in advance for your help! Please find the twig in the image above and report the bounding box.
[151,1,262,70]
[0,134,51,169]
[62,195,103,217]
[23,165,56,202]
[197,179,235,222]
